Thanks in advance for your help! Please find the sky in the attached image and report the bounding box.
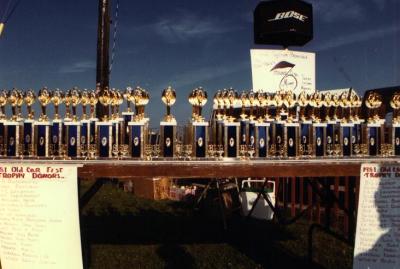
[0,0,399,125]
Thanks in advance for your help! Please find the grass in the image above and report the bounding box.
[0,180,354,269]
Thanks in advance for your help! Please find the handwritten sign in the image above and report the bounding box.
[0,164,83,269]
[353,163,400,269]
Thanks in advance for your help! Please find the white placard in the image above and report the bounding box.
[250,49,315,94]
[0,164,83,269]
[353,163,400,269]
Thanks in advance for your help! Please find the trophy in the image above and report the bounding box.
[80,90,90,151]
[122,87,134,144]
[160,86,177,157]
[16,89,24,121]
[110,89,124,149]
[255,93,270,158]
[350,92,363,155]
[391,92,400,155]
[88,90,98,145]
[50,89,64,155]
[139,88,150,121]
[96,87,113,157]
[365,91,384,156]
[64,89,72,121]
[128,87,148,158]
[64,88,81,158]
[188,87,209,158]
[310,92,326,157]
[8,89,19,121]
[298,91,311,156]
[23,89,36,156]
[284,91,299,157]
[212,90,225,145]
[0,90,7,152]
[32,88,52,157]
[4,89,22,156]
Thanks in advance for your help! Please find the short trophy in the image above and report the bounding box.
[188,87,208,158]
[33,87,52,157]
[64,88,82,158]
[96,87,113,158]
[128,87,149,158]
[160,86,177,157]
[80,89,90,152]
[51,89,64,156]
[390,92,400,156]
[365,91,384,156]
[23,89,36,156]
[4,89,23,157]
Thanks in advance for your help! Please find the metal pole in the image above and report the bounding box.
[96,0,110,120]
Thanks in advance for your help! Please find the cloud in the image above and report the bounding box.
[310,0,365,23]
[314,24,400,51]
[58,61,95,74]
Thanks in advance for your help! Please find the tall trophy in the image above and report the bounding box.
[188,87,208,158]
[365,91,384,156]
[298,90,311,157]
[284,91,298,157]
[0,90,7,153]
[89,90,98,145]
[239,91,249,146]
[110,89,125,154]
[254,92,269,158]
[212,90,225,145]
[350,92,363,155]
[247,91,257,148]
[4,89,23,157]
[80,90,90,150]
[64,88,82,158]
[96,87,113,158]
[160,86,177,157]
[23,89,36,156]
[33,88,51,157]
[338,92,353,157]
[122,87,134,144]
[51,89,64,155]
[391,92,400,156]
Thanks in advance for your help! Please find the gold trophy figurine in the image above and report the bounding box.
[332,93,340,121]
[124,87,133,113]
[98,87,112,121]
[38,87,51,122]
[24,89,36,120]
[80,90,90,120]
[196,87,207,122]
[0,90,7,120]
[285,91,296,122]
[365,91,383,124]
[7,89,19,121]
[115,90,124,119]
[188,89,198,120]
[239,91,248,120]
[139,89,150,119]
[257,92,266,122]
[89,90,98,119]
[70,87,82,121]
[161,86,177,123]
[339,92,350,123]
[390,92,400,124]
[323,93,333,122]
[16,89,24,120]
[64,89,72,120]
[297,90,309,121]
[227,89,237,122]
[132,87,143,121]
[248,91,256,121]
[222,89,230,120]
[352,94,362,122]
[51,89,64,120]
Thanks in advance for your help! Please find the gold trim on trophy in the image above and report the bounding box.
[51,89,64,120]
[161,86,177,123]
[124,87,133,113]
[365,91,383,124]
[24,89,36,120]
[8,89,19,121]
[390,91,400,124]
[38,87,51,122]
[70,87,82,122]
[98,86,112,121]
[81,90,90,120]
[89,90,98,119]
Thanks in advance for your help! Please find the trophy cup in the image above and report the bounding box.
[0,90,7,152]
[23,89,36,156]
[88,90,98,145]
[64,88,82,158]
[188,87,208,158]
[96,87,113,158]
[160,86,177,157]
[33,88,52,157]
[391,92,400,155]
[365,91,384,156]
[50,89,64,156]
[80,90,90,153]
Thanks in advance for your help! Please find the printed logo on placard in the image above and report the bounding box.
[351,136,356,144]
[250,136,255,145]
[9,137,15,146]
[316,137,322,146]
[90,135,94,143]
[344,137,349,146]
[396,137,400,146]
[335,134,339,143]
[39,137,45,146]
[370,137,375,146]
[25,134,31,143]
[165,137,171,148]
[302,135,307,144]
[70,137,76,146]
[289,138,294,147]
[81,136,86,144]
[52,135,58,144]
[242,134,246,143]
[259,138,265,148]
[229,137,235,147]
[197,137,203,147]
[101,137,108,146]
[134,137,139,146]
[327,136,332,144]
[277,135,282,144]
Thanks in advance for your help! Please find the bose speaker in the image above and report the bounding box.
[254,0,313,47]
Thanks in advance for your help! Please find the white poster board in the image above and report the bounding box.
[353,163,400,269]
[250,49,315,94]
[0,164,83,269]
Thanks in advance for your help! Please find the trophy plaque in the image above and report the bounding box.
[96,121,113,158]
[300,121,312,157]
[351,122,362,155]
[366,123,382,156]
[286,122,299,157]
[64,121,81,158]
[223,121,239,158]
[188,87,208,158]
[340,123,354,157]
[313,123,326,157]
[160,87,177,157]
[272,121,285,157]
[255,122,269,157]
[248,120,256,148]
[4,121,22,157]
[34,121,51,157]
[23,119,34,156]
[128,120,146,158]
[122,111,134,144]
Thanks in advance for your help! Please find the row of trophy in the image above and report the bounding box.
[0,85,398,159]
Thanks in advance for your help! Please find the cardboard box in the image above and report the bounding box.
[132,177,171,200]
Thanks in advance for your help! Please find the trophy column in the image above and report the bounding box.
[351,121,363,155]
[4,121,23,157]
[65,121,81,158]
[160,121,176,157]
[313,123,326,157]
[286,122,299,157]
[340,123,354,157]
[191,122,208,158]
[272,121,285,157]
[96,121,113,158]
[366,122,383,156]
[51,119,64,156]
[122,111,134,145]
[248,120,256,148]
[0,119,5,155]
[300,120,312,157]
[223,122,239,158]
[129,120,145,158]
[34,121,51,157]
[255,122,269,158]
[239,119,249,146]
[80,119,90,148]
[23,119,34,156]
[393,123,400,156]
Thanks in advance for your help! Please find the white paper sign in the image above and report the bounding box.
[250,49,315,94]
[0,164,83,269]
[353,163,400,269]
